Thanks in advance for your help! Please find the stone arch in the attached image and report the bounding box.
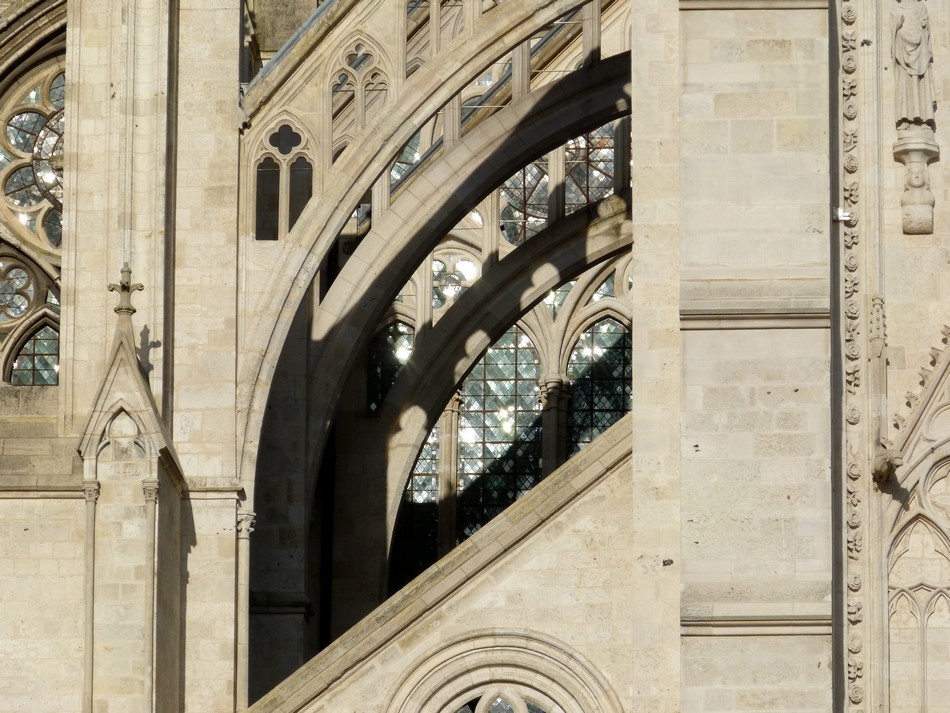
[385,629,623,713]
[238,54,629,503]
[0,0,66,98]
[379,198,629,531]
[99,407,148,460]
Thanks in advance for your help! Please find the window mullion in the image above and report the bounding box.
[439,391,462,556]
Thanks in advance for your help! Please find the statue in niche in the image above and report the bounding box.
[891,0,940,234]
[892,0,936,129]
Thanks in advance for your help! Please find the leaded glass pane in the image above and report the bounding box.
[567,318,631,454]
[4,166,42,207]
[367,322,414,412]
[10,325,59,385]
[565,121,615,216]
[500,158,548,245]
[457,326,541,541]
[49,73,65,110]
[526,704,548,713]
[0,263,35,323]
[487,696,515,713]
[44,209,62,248]
[6,111,46,153]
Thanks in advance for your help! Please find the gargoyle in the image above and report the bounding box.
[872,448,904,483]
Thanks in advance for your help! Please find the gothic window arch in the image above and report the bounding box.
[330,41,391,157]
[253,123,313,241]
[0,57,66,255]
[5,319,59,385]
[0,247,59,385]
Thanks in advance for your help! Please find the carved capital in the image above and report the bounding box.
[142,479,159,504]
[539,377,569,410]
[237,512,256,539]
[83,480,101,504]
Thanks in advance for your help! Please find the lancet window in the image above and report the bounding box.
[253,124,313,241]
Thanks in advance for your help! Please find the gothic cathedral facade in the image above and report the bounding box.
[0,0,947,710]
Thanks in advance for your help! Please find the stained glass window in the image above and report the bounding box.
[565,122,615,216]
[567,318,631,454]
[457,326,541,540]
[367,322,414,412]
[10,324,58,385]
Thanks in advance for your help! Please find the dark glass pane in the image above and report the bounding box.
[288,156,312,231]
[255,157,279,241]
[367,322,414,412]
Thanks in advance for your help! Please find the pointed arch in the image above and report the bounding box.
[3,307,59,384]
[557,304,629,375]
[97,405,148,460]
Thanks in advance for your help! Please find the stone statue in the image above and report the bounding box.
[892,0,936,129]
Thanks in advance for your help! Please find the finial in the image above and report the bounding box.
[107,262,144,315]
